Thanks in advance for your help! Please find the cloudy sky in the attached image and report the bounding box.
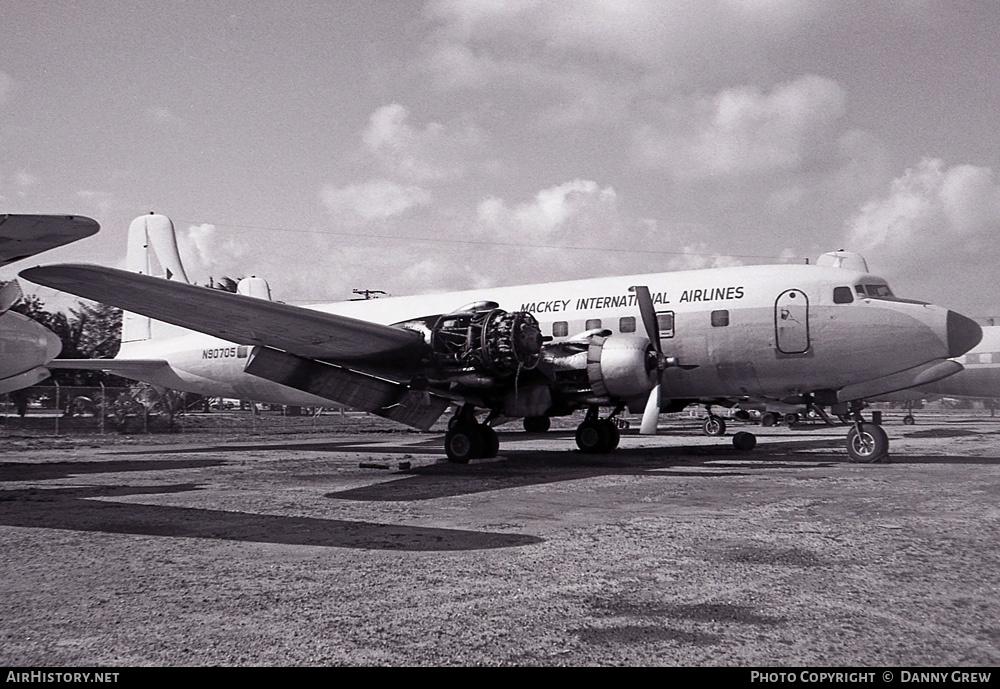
[1,1,998,318]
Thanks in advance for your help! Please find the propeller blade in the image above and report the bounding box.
[630,285,661,355]
[640,384,661,435]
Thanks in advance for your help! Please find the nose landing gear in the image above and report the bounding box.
[845,403,890,463]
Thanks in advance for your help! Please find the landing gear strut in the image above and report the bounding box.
[575,406,622,454]
[444,405,500,463]
[845,402,889,463]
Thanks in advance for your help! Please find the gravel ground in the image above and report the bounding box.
[1,412,999,666]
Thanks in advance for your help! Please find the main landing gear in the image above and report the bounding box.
[703,414,726,436]
[574,406,622,454]
[703,405,756,451]
[445,406,499,463]
[845,402,890,463]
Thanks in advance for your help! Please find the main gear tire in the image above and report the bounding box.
[576,420,611,454]
[445,425,485,463]
[480,424,500,458]
[846,423,889,463]
[703,415,727,436]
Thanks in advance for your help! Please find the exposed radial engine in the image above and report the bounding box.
[423,302,543,380]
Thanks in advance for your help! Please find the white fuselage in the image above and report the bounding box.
[113,263,970,409]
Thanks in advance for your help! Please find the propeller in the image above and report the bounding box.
[629,285,697,435]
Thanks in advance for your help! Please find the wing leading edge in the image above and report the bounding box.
[20,264,427,364]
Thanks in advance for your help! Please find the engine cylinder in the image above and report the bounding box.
[430,307,542,377]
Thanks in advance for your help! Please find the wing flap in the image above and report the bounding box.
[246,346,450,430]
[21,264,427,363]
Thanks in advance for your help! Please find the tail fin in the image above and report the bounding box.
[122,213,191,345]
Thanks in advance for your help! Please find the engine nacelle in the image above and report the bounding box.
[429,307,542,378]
[586,334,657,399]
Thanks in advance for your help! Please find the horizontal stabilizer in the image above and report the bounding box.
[21,264,427,363]
[246,346,450,430]
[49,358,171,372]
[837,358,963,402]
[0,215,99,267]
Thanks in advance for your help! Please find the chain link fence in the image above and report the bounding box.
[0,384,384,437]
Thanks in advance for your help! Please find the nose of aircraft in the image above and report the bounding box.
[947,311,982,358]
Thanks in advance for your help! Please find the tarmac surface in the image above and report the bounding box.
[1,411,999,666]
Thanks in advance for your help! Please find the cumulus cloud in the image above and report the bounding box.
[844,158,1000,309]
[361,103,481,182]
[634,75,847,179]
[474,179,621,241]
[186,223,230,270]
[320,179,432,222]
[424,0,819,75]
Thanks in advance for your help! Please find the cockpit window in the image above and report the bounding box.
[833,286,853,304]
[854,283,895,299]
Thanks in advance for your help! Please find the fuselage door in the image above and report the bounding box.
[775,289,809,354]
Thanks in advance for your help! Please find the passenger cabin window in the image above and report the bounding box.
[619,316,636,333]
[586,318,602,330]
[711,310,729,327]
[657,311,675,338]
[833,286,854,304]
[553,321,568,337]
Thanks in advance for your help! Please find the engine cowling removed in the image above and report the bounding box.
[431,307,542,378]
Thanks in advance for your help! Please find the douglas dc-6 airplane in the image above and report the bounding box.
[878,324,1000,424]
[21,214,982,463]
[0,214,99,393]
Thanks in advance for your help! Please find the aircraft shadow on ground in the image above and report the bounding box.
[902,428,999,438]
[0,483,541,552]
[0,458,226,482]
[107,439,393,455]
[327,435,845,502]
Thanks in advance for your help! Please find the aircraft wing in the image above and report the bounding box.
[0,215,99,267]
[20,264,428,363]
